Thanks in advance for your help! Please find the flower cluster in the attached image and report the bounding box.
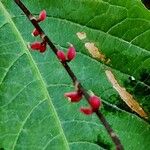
[57,45,76,62]
[29,10,101,116]
[65,90,101,115]
[29,10,76,61]
[29,10,47,53]
[32,10,46,37]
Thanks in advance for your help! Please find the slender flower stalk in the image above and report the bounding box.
[14,1,124,149]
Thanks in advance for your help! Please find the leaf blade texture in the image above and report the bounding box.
[0,0,150,150]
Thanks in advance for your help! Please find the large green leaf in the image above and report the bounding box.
[0,0,150,150]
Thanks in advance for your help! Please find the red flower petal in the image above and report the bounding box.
[38,10,46,22]
[80,107,93,115]
[39,43,47,53]
[64,91,82,102]
[57,50,66,62]
[89,95,101,111]
[30,42,41,50]
[67,46,76,61]
[32,28,40,37]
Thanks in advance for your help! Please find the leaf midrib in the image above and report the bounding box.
[0,2,70,150]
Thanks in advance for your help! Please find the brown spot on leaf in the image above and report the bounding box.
[76,32,87,40]
[105,70,148,119]
[85,42,106,62]
[76,32,110,64]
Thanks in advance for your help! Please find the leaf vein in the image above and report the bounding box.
[0,53,25,85]
[12,99,47,150]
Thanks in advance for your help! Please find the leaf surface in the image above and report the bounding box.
[0,0,150,150]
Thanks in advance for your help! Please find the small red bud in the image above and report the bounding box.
[64,91,82,102]
[38,10,46,22]
[57,50,66,62]
[80,107,93,115]
[29,41,47,53]
[30,42,41,50]
[39,43,47,53]
[89,95,101,111]
[67,46,76,61]
[32,28,40,36]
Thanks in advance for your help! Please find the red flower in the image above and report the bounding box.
[39,43,47,53]
[57,50,66,62]
[30,41,47,53]
[67,46,76,61]
[89,95,101,112]
[38,10,46,22]
[32,28,40,37]
[64,91,82,102]
[30,42,41,50]
[80,107,93,115]
[80,95,101,115]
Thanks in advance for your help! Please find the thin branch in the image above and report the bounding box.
[14,0,124,149]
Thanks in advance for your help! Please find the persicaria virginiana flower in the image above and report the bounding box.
[89,95,101,112]
[80,95,101,115]
[57,50,66,62]
[39,42,47,53]
[32,28,40,37]
[67,46,76,61]
[80,107,93,115]
[64,91,83,102]
[29,41,47,53]
[56,45,76,62]
[30,42,41,50]
[38,10,46,22]
[31,10,47,37]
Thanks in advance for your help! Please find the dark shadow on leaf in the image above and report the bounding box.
[95,134,112,150]
[141,0,150,9]
[140,69,150,86]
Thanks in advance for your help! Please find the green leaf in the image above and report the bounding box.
[0,0,150,150]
